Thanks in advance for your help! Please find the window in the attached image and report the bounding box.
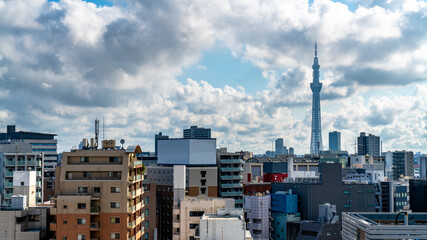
[77,234,86,240]
[344,204,350,208]
[110,157,119,163]
[200,188,206,194]
[189,211,204,217]
[145,221,149,228]
[343,190,350,195]
[77,203,86,209]
[77,218,86,225]
[63,237,67,240]
[20,181,24,186]
[110,233,120,239]
[111,187,120,193]
[145,197,149,204]
[145,209,149,217]
[145,233,149,240]
[63,220,67,224]
[93,187,100,193]
[189,224,198,229]
[83,172,89,178]
[357,204,363,207]
[110,217,120,224]
[357,190,363,193]
[201,179,206,186]
[110,202,120,209]
[201,171,206,178]
[80,157,89,163]
[63,205,67,209]
[78,187,88,193]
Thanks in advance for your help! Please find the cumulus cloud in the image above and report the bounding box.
[0,0,427,154]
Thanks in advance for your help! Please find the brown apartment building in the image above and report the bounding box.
[50,144,145,240]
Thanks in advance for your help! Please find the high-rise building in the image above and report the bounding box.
[0,142,44,204]
[357,132,380,157]
[154,132,169,156]
[217,149,244,208]
[289,147,294,155]
[329,131,341,152]
[420,155,427,179]
[275,138,284,155]
[409,179,427,212]
[310,43,323,155]
[50,144,145,240]
[183,126,211,139]
[390,150,414,180]
[0,125,57,201]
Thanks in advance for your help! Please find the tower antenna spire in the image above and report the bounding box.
[310,42,323,155]
[315,41,317,57]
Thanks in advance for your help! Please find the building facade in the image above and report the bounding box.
[275,138,284,155]
[328,131,341,152]
[357,132,380,157]
[391,150,414,180]
[198,209,251,240]
[51,145,145,240]
[217,150,244,208]
[154,132,169,156]
[183,126,211,139]
[0,143,44,204]
[244,194,271,240]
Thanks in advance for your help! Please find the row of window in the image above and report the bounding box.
[77,187,120,194]
[62,233,119,240]
[68,202,120,209]
[80,157,120,163]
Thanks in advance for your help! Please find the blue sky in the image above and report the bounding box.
[2,0,427,154]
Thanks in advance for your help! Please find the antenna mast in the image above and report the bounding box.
[95,119,99,149]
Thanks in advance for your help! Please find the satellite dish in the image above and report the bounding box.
[120,139,125,145]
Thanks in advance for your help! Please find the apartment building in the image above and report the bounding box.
[217,149,244,208]
[51,144,144,240]
[244,194,271,240]
[198,209,252,240]
[0,142,44,204]
[0,125,57,201]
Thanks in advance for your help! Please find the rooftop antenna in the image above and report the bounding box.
[95,119,99,149]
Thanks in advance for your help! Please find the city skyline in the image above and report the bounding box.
[1,0,427,154]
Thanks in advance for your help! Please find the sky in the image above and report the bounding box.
[1,0,427,155]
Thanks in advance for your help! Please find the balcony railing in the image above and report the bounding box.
[221,191,243,197]
[220,159,244,164]
[4,182,13,187]
[5,161,15,166]
[220,175,243,180]
[220,167,244,172]
[91,206,100,213]
[220,183,243,189]
[5,171,13,177]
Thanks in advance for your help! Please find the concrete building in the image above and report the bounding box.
[183,126,211,139]
[421,154,427,179]
[0,142,44,205]
[357,132,380,157]
[172,197,234,240]
[157,138,216,166]
[154,132,169,156]
[380,181,409,213]
[328,131,341,152]
[244,194,271,240]
[217,149,244,208]
[272,163,380,221]
[289,147,294,155]
[50,145,145,240]
[390,150,414,180]
[271,190,299,240]
[198,209,252,240]
[409,179,427,212]
[0,125,57,202]
[143,165,218,240]
[275,138,284,155]
[342,212,427,240]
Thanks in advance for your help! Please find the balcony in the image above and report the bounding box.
[17,161,26,165]
[90,206,100,214]
[4,193,12,199]
[36,192,42,198]
[221,167,244,172]
[5,171,13,177]
[27,160,36,165]
[128,220,136,229]
[90,222,100,231]
[4,182,13,188]
[235,199,244,204]
[50,222,57,231]
[36,182,42,188]
[221,191,243,197]
[220,159,244,164]
[173,219,179,228]
[128,205,136,214]
[220,183,243,189]
[36,172,42,177]
[248,222,262,231]
[220,175,243,181]
[5,161,15,166]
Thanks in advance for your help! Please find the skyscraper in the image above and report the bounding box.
[310,43,323,155]
[329,131,341,152]
[275,138,284,155]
